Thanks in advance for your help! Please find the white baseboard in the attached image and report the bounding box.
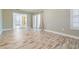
[2,28,79,39]
[45,30,79,39]
[0,31,2,35]
[3,28,12,31]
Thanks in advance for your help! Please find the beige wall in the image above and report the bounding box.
[43,9,79,37]
[2,9,13,29]
[0,10,2,34]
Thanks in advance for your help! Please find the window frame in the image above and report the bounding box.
[70,9,79,30]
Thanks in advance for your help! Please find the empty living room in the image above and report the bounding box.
[0,9,79,49]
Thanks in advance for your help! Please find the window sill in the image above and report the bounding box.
[70,27,79,30]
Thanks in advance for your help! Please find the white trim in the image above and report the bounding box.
[0,31,2,35]
[3,28,12,31]
[70,9,79,30]
[2,28,79,39]
[45,29,79,39]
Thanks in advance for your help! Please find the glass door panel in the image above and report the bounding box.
[33,14,41,31]
[13,13,27,29]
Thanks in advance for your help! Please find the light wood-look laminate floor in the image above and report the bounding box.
[0,29,79,49]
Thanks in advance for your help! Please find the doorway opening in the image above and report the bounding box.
[13,13,27,29]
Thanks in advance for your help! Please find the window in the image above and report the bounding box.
[33,14,40,29]
[13,12,27,29]
[71,9,79,30]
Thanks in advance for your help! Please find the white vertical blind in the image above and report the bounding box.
[13,13,27,29]
[33,14,40,29]
[13,13,21,29]
[71,9,79,30]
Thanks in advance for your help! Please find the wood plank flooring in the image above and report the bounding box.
[0,29,79,49]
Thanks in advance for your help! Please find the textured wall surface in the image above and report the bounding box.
[2,9,13,29]
[0,10,2,34]
[43,9,79,37]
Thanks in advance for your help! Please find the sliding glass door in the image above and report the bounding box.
[33,14,41,31]
[13,13,27,29]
